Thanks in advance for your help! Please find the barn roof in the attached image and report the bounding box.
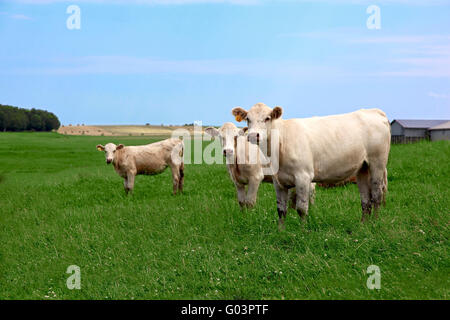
[428,121,450,130]
[391,119,449,129]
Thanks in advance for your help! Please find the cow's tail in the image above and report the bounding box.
[382,168,388,206]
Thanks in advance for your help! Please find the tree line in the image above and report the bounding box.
[0,104,60,132]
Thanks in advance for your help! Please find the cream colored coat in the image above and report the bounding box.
[206,123,315,208]
[232,103,390,226]
[97,138,184,195]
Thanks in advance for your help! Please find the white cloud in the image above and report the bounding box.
[280,30,450,77]
[428,92,449,99]
[6,0,450,5]
[1,0,260,4]
[0,12,32,20]
[4,50,450,78]
[280,31,450,45]
[3,55,347,78]
[375,56,450,78]
[10,13,32,20]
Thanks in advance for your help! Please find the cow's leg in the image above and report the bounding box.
[290,184,315,208]
[294,175,311,220]
[288,188,296,209]
[369,164,386,219]
[123,176,128,194]
[125,171,136,194]
[274,180,289,230]
[170,164,180,195]
[178,162,184,193]
[245,176,263,208]
[356,163,371,222]
[235,183,246,208]
[309,183,316,205]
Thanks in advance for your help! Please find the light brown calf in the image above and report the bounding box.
[96,138,184,195]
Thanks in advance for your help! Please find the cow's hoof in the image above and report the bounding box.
[245,202,255,209]
[297,210,308,221]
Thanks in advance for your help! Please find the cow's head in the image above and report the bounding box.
[232,102,282,145]
[205,122,247,157]
[96,143,124,164]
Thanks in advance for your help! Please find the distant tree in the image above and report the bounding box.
[0,107,7,132]
[7,106,28,131]
[41,111,60,131]
[28,109,44,131]
[0,104,60,132]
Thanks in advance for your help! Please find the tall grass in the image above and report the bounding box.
[0,132,448,299]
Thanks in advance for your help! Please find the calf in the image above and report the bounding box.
[205,123,315,208]
[96,138,184,195]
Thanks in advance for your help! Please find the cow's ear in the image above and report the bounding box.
[116,144,124,150]
[96,144,105,151]
[271,106,283,120]
[238,127,248,136]
[204,127,219,137]
[232,107,248,122]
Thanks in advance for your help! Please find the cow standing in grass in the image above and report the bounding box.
[96,138,184,195]
[232,103,390,227]
[205,122,315,208]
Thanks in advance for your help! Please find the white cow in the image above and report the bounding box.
[205,122,315,208]
[96,138,184,195]
[232,103,390,227]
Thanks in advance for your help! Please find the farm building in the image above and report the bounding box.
[428,121,450,141]
[390,119,450,143]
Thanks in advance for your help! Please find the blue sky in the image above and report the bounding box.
[0,0,449,125]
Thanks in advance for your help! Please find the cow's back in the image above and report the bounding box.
[277,108,390,183]
[130,138,183,175]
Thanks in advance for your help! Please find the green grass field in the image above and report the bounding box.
[0,132,448,299]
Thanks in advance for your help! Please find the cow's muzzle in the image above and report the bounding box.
[223,149,234,157]
[106,159,112,164]
[247,132,260,145]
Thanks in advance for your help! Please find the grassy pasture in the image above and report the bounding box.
[0,132,448,299]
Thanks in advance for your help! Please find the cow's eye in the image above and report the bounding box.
[113,150,116,153]
[265,117,271,122]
